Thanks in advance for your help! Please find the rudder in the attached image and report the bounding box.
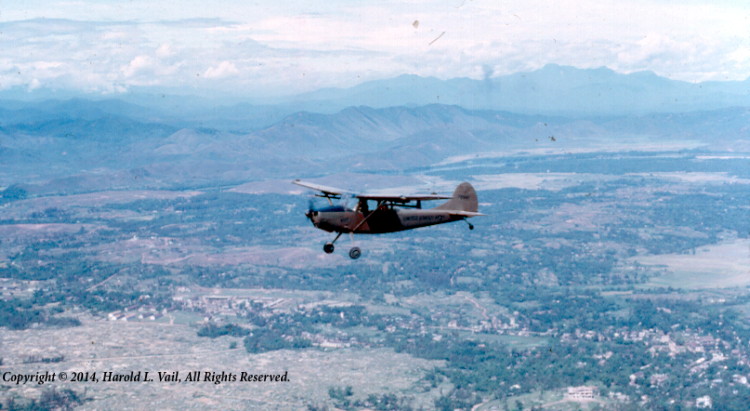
[436,182,478,212]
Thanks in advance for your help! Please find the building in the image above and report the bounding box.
[696,395,712,409]
[566,386,598,401]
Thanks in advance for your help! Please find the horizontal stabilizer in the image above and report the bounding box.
[443,210,486,217]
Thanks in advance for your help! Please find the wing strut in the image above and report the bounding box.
[349,200,384,233]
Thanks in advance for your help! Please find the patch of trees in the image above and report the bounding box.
[0,299,80,330]
[106,192,303,247]
[434,389,482,411]
[197,305,396,354]
[0,183,27,202]
[23,355,65,364]
[326,385,414,411]
[2,387,87,410]
[513,291,619,333]
[197,323,250,338]
[0,298,45,330]
[380,311,737,408]
[243,327,311,354]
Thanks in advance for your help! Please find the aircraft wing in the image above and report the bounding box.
[293,180,451,202]
[356,193,453,202]
[292,180,351,197]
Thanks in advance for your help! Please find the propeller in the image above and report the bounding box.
[305,197,317,221]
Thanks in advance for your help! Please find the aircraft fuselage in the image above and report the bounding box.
[308,207,464,234]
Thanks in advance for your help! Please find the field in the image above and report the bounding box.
[0,315,443,410]
[2,149,750,409]
[640,239,750,289]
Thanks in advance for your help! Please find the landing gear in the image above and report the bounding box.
[322,232,345,256]
[323,232,343,254]
[322,232,362,259]
[464,219,474,230]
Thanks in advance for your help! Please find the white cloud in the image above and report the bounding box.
[28,78,42,91]
[156,44,175,58]
[1,0,749,96]
[122,55,156,78]
[204,61,239,79]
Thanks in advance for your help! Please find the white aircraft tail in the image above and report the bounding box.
[436,182,479,213]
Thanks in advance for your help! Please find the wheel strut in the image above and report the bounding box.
[323,232,343,254]
[464,219,474,230]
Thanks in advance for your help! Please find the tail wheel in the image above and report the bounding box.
[323,243,335,254]
[348,247,361,260]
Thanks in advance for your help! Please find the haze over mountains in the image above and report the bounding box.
[290,64,750,115]
[6,64,750,118]
[2,65,749,195]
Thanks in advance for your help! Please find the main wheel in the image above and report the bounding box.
[323,243,335,254]
[348,247,362,260]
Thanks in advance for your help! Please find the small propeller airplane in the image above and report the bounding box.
[292,179,485,259]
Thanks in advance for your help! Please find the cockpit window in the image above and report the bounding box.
[317,205,351,212]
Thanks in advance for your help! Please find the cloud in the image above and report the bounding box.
[1,1,749,96]
[204,61,239,79]
[28,78,42,91]
[122,55,156,78]
[155,44,175,58]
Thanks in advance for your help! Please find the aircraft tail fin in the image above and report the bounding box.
[436,182,478,213]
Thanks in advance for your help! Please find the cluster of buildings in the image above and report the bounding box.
[0,278,40,299]
[106,288,291,322]
[107,305,165,322]
[173,291,287,317]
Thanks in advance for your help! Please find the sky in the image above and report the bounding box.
[1,0,749,97]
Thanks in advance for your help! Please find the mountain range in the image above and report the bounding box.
[287,65,750,115]
[2,65,750,195]
[4,64,750,129]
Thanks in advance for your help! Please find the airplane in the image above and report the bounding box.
[292,179,485,259]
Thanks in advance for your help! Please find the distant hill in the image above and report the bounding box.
[285,65,750,115]
[2,96,749,195]
[3,65,750,124]
[3,64,750,195]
